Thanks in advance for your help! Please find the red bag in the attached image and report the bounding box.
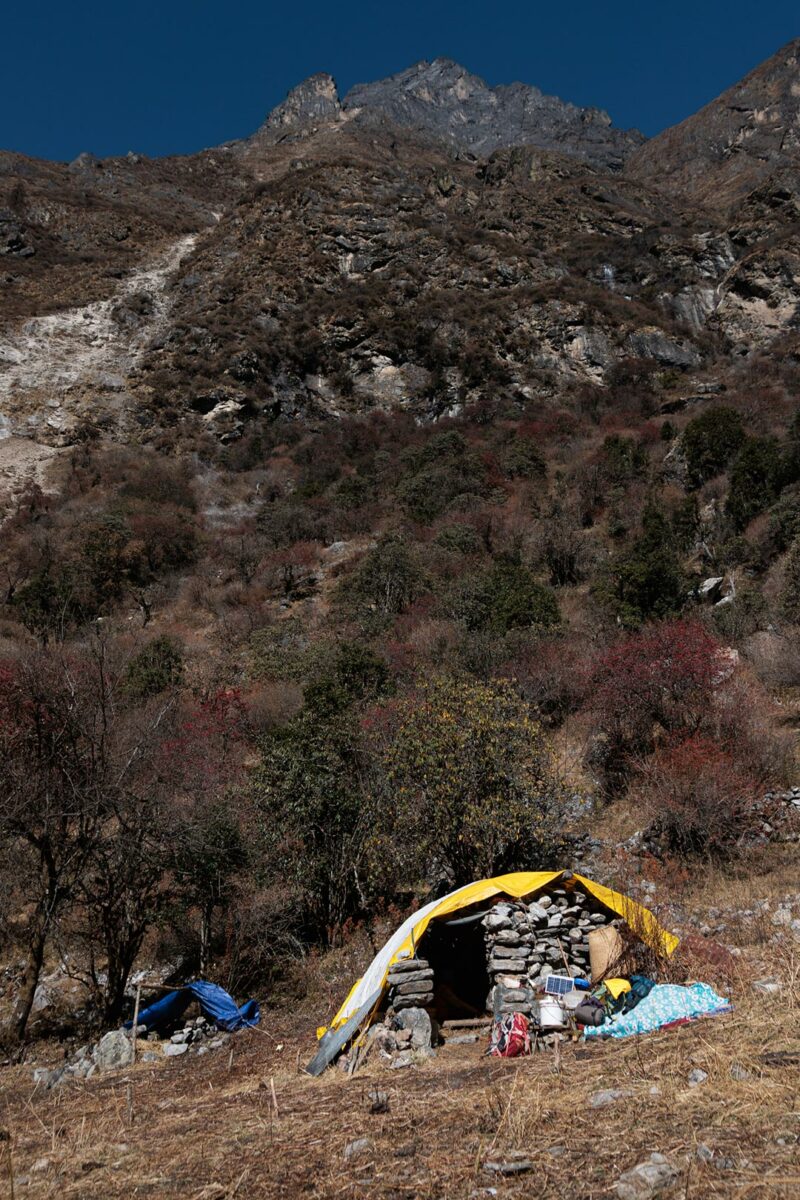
[489,1012,531,1057]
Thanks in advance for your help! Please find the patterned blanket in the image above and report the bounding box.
[583,982,732,1039]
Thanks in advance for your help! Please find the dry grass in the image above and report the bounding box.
[1,939,798,1199]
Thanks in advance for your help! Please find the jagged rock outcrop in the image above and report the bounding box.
[261,73,342,133]
[257,58,644,170]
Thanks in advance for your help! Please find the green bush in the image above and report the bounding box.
[434,523,482,555]
[450,557,561,634]
[125,636,184,699]
[597,501,686,627]
[337,534,428,616]
[726,437,780,530]
[681,407,746,487]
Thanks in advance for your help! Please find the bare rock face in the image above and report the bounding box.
[627,38,800,205]
[261,73,342,132]
[258,58,644,170]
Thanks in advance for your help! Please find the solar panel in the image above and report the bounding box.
[544,974,574,996]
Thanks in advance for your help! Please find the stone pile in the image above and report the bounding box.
[483,885,622,1016]
[386,957,434,1012]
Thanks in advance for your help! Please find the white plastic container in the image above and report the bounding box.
[538,997,567,1028]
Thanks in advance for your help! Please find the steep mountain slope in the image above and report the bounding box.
[257,58,645,170]
[2,47,800,454]
[627,39,800,206]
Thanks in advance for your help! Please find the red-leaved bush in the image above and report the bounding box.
[588,619,725,773]
[636,734,761,859]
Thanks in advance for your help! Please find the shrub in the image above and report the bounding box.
[636,735,761,860]
[125,636,184,699]
[599,435,648,487]
[588,618,724,775]
[435,523,482,555]
[681,407,745,487]
[780,535,800,623]
[338,535,428,617]
[597,501,685,627]
[448,557,560,634]
[725,437,780,530]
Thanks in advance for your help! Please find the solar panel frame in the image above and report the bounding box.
[544,974,574,996]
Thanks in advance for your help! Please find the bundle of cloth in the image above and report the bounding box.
[583,981,731,1040]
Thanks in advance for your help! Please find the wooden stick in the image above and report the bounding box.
[130,984,141,1063]
[0,1129,14,1200]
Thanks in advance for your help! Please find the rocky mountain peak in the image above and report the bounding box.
[258,58,644,170]
[261,72,342,132]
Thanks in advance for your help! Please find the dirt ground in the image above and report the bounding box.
[1,940,798,1200]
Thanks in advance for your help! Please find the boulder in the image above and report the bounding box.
[93,1029,134,1072]
[393,1006,433,1050]
[614,1153,679,1200]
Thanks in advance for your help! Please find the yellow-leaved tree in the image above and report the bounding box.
[366,676,566,889]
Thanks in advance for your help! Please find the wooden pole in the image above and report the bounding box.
[1,1129,14,1200]
[130,984,141,1063]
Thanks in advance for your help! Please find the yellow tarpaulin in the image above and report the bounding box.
[325,869,678,1033]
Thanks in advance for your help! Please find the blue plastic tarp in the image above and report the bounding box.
[125,980,260,1033]
[584,982,731,1040]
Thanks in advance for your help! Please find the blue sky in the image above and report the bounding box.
[3,1,798,161]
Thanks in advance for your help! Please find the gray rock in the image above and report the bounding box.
[729,1061,750,1081]
[344,1137,373,1160]
[392,993,434,1010]
[386,957,430,974]
[591,1088,632,1108]
[394,1006,433,1049]
[483,1157,534,1175]
[527,903,548,922]
[614,1153,679,1200]
[170,1030,190,1044]
[389,1050,415,1070]
[93,1029,134,1072]
[752,978,782,996]
[368,1090,389,1114]
[164,1042,189,1057]
[387,968,433,988]
[142,1051,159,1062]
[392,978,436,997]
[688,1068,708,1087]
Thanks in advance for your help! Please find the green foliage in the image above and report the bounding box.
[599,435,648,487]
[712,585,768,641]
[598,500,686,628]
[447,558,560,634]
[253,707,373,941]
[435,523,482,555]
[766,488,800,554]
[338,534,428,617]
[780,536,800,624]
[250,622,330,682]
[501,438,546,480]
[671,495,699,551]
[369,676,565,887]
[125,636,184,700]
[681,406,746,487]
[396,431,487,523]
[725,437,780,531]
[303,641,391,717]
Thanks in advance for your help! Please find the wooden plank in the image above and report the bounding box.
[304,989,383,1077]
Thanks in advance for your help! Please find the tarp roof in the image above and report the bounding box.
[327,869,678,1033]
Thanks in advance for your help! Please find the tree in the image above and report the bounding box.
[251,646,390,943]
[367,676,564,888]
[725,437,780,530]
[599,501,685,627]
[681,407,746,487]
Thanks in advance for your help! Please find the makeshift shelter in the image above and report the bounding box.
[309,870,676,1073]
[124,980,260,1033]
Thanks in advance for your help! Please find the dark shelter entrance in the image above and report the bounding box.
[423,911,491,1021]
